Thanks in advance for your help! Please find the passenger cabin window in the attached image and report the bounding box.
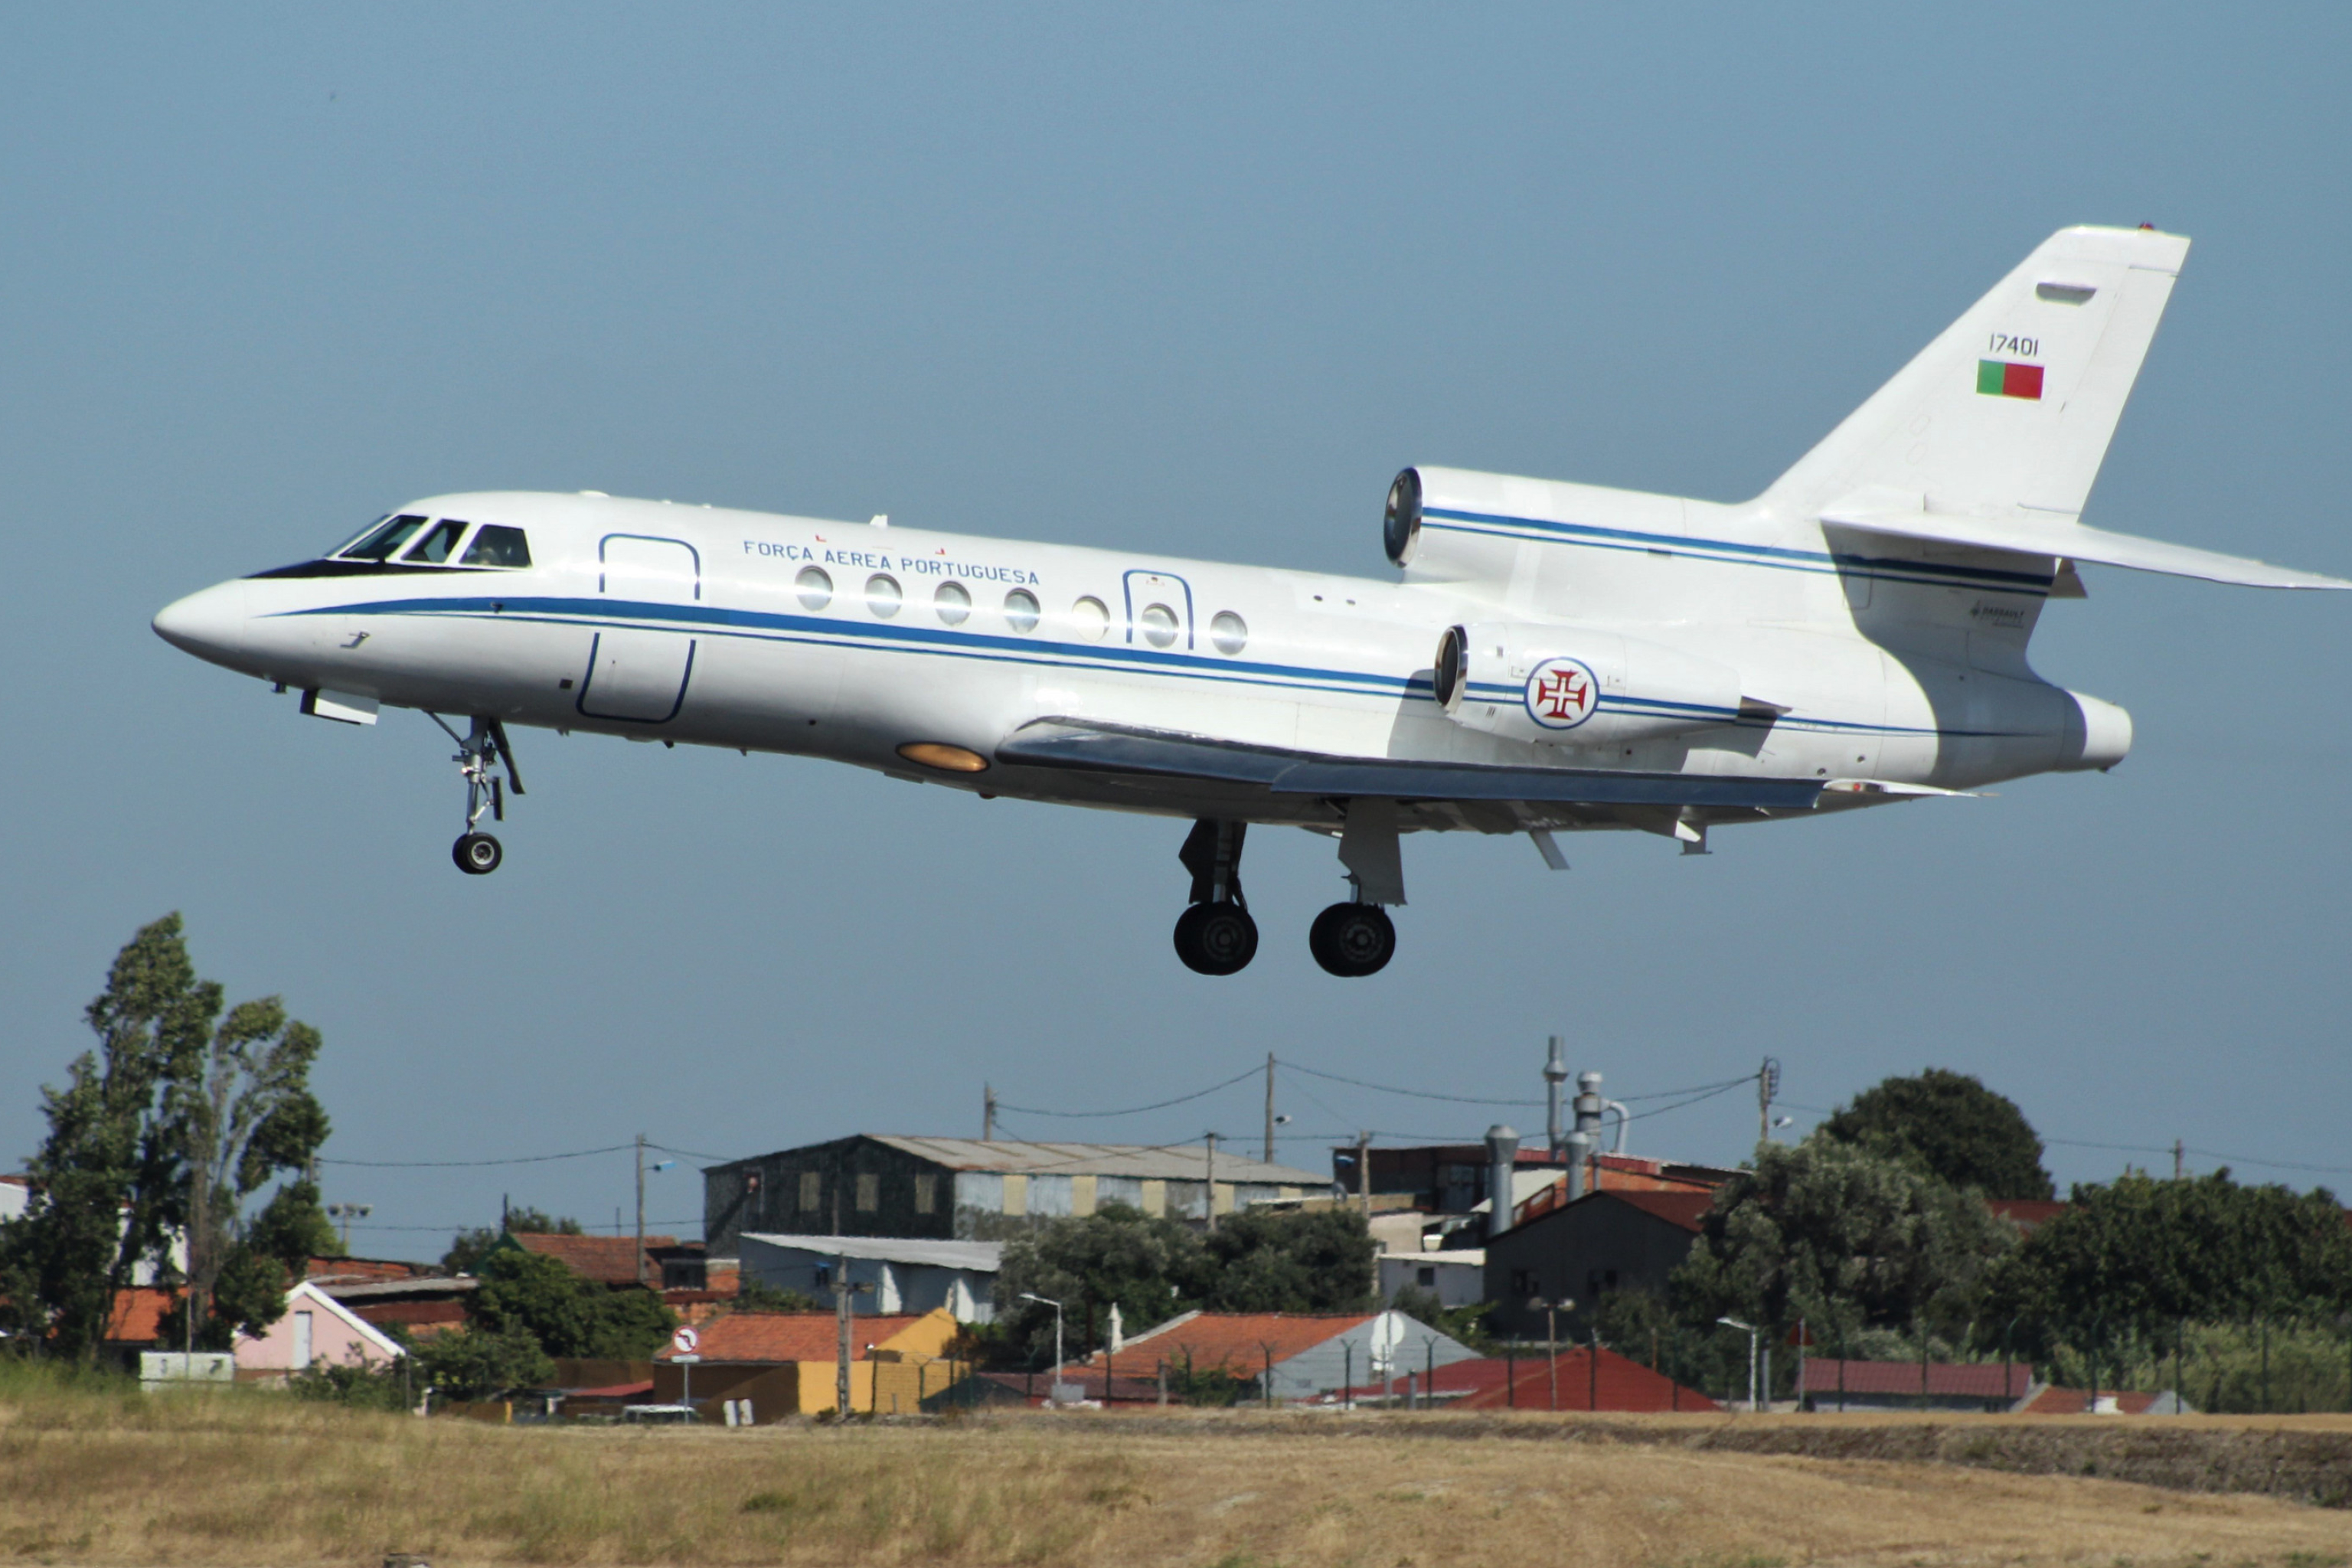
[460,524,532,568]
[342,514,427,560]
[402,518,470,564]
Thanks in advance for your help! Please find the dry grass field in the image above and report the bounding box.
[7,1377,2352,1567]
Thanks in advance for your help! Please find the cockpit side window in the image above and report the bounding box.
[459,524,532,568]
[343,514,428,561]
[402,518,471,564]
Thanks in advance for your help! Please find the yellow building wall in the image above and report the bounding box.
[1141,1178,1166,1217]
[1073,1173,1097,1216]
[1001,1173,1028,1216]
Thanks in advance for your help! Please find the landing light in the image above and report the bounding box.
[897,742,990,773]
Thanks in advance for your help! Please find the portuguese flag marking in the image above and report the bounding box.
[1977,359,2044,400]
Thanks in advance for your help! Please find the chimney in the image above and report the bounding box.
[1484,1124,1520,1240]
[1544,1035,1568,1160]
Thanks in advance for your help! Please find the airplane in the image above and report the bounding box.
[154,225,2344,978]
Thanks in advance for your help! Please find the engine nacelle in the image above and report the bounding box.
[1432,620,1748,746]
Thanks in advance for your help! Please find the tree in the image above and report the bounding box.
[0,915,329,1360]
[409,1320,554,1402]
[1987,1170,2352,1348]
[1821,1069,2053,1200]
[996,1203,1206,1361]
[442,1207,584,1276]
[1198,1207,1378,1315]
[994,1203,1382,1363]
[165,991,332,1342]
[1671,1135,2017,1353]
[467,1248,675,1359]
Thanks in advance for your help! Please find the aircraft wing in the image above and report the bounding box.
[1822,508,2351,590]
[994,719,1826,810]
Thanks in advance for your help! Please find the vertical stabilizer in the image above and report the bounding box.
[1762,226,2189,524]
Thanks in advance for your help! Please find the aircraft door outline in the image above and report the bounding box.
[1122,569,1195,653]
[578,534,700,724]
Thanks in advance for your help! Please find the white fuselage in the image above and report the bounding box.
[154,484,2122,840]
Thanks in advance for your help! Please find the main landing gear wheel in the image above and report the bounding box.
[1309,902,1395,978]
[452,832,503,875]
[1174,901,1259,976]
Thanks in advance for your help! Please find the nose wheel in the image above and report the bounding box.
[1309,902,1395,978]
[431,712,525,877]
[453,832,503,875]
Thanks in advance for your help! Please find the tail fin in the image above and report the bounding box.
[1763,225,2188,524]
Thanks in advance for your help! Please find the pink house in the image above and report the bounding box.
[234,1279,405,1381]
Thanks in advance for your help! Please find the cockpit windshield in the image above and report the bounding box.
[341,514,429,560]
[326,515,394,556]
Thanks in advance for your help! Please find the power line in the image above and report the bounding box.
[1276,1059,1543,1108]
[996,1063,1263,1119]
[320,1143,635,1168]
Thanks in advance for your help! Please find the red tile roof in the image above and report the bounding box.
[1986,1200,2067,1231]
[305,1256,428,1284]
[512,1232,672,1285]
[1417,1347,1718,1412]
[655,1311,926,1364]
[105,1288,175,1344]
[1102,1312,1377,1377]
[1805,1359,2032,1399]
[2018,1385,2171,1415]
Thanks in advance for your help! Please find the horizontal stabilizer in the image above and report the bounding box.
[996,720,1825,811]
[1822,507,2350,590]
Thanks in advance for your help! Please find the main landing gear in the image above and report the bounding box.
[1174,820,1258,975]
[431,714,524,877]
[1171,806,1406,978]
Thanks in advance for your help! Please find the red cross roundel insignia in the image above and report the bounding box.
[1524,656,1599,730]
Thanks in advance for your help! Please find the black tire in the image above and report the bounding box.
[1174,900,1258,975]
[1309,902,1395,977]
[453,832,503,875]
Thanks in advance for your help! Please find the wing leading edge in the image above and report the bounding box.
[994,719,1827,811]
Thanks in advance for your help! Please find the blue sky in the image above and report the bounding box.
[2,7,2347,1254]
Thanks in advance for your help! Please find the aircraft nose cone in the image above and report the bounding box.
[152,580,251,663]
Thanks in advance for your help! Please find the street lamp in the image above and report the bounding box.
[1718,1316,1759,1410]
[1527,1297,1575,1410]
[1020,1292,1067,1403]
[325,1202,372,1253]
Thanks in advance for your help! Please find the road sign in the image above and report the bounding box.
[672,1325,699,1355]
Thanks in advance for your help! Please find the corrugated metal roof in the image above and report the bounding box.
[740,1234,1003,1272]
[859,1135,1328,1185]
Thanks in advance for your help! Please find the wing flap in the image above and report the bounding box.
[994,720,1825,811]
[1823,507,2350,590]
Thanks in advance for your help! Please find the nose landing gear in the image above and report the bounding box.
[432,714,524,877]
[1174,818,1257,975]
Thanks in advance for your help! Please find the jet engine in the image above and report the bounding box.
[1432,620,1749,746]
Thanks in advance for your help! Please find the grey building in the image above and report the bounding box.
[740,1233,1002,1323]
[704,1135,1331,1254]
[1482,1189,1713,1339]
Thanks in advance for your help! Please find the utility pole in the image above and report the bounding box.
[1758,1057,1782,1145]
[982,1084,996,1142]
[2173,1138,2185,1180]
[1357,1132,1373,1216]
[1263,1053,1276,1165]
[836,1246,854,1416]
[1204,1132,1219,1233]
[635,1133,648,1285]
